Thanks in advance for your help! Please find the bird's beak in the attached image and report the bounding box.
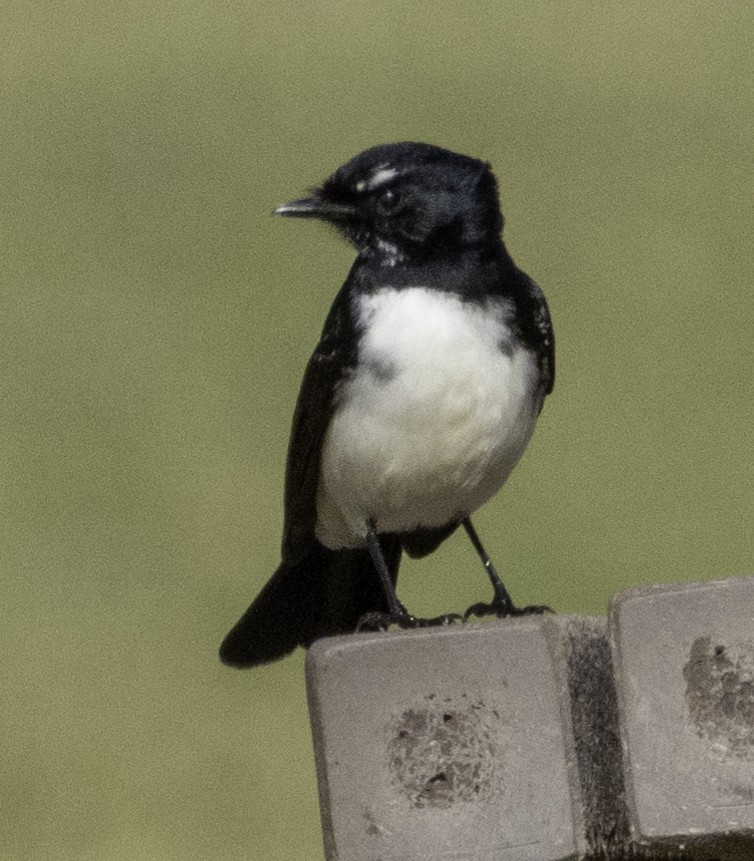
[274,195,357,222]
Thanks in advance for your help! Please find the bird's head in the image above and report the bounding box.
[275,142,504,265]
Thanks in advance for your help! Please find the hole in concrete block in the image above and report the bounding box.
[683,636,754,761]
[386,695,504,809]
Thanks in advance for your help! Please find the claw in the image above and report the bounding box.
[413,612,464,628]
[464,601,554,621]
[464,602,494,621]
[357,610,464,633]
[356,610,406,632]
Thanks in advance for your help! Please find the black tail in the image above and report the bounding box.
[219,537,401,668]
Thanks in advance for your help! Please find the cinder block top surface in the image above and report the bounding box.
[306,619,581,861]
[610,575,754,843]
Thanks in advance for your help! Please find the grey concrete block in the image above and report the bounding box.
[306,618,586,861]
[548,616,632,858]
[610,575,754,860]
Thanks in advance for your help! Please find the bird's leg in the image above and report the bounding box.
[462,517,553,619]
[361,523,412,626]
[357,522,463,632]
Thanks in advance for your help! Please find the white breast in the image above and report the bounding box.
[315,287,542,549]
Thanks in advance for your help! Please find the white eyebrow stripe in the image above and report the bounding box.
[366,166,399,190]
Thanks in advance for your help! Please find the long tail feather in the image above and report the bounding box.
[219,537,401,668]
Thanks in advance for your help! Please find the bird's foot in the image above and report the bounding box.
[356,611,398,632]
[357,610,463,633]
[411,612,464,628]
[464,599,554,621]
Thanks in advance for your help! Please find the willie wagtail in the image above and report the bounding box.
[220,142,555,668]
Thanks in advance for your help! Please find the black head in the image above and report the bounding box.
[276,142,504,264]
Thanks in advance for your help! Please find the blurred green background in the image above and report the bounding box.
[2,2,752,859]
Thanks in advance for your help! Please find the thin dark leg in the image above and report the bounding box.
[462,517,552,619]
[358,521,463,632]
[364,524,410,621]
[462,518,515,615]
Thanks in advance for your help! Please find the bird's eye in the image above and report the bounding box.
[375,188,402,215]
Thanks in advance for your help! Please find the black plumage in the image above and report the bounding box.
[220,143,554,668]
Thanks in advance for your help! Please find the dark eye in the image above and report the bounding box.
[375,188,403,215]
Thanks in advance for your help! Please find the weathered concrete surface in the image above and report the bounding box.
[306,618,585,861]
[610,575,754,860]
[304,575,754,860]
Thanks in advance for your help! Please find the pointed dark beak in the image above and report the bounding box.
[274,195,357,222]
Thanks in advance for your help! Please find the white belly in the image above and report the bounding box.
[315,287,542,549]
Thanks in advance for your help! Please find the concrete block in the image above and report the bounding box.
[548,616,632,858]
[610,575,754,860]
[306,618,586,861]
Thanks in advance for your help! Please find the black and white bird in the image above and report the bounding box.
[220,142,554,668]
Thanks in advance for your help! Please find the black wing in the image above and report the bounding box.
[279,279,358,564]
[219,274,403,667]
[517,270,555,402]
